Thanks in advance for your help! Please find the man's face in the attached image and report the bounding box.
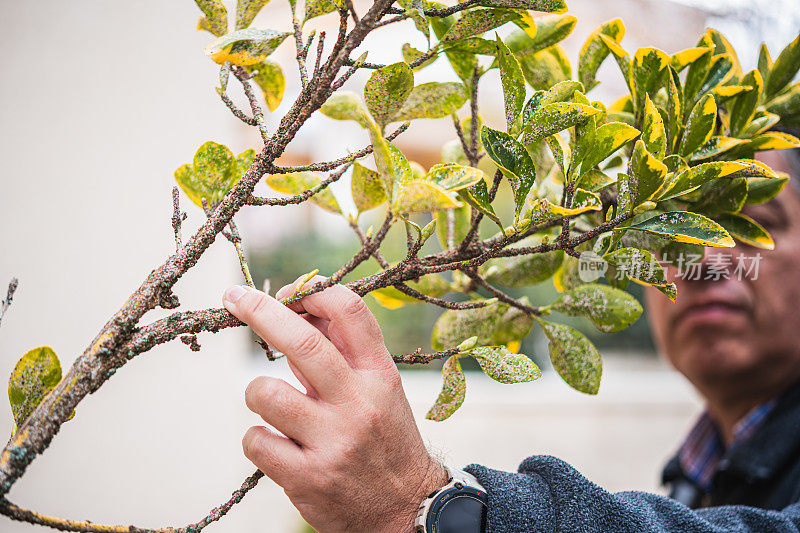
[645,151,800,398]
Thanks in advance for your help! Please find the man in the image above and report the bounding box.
[221,147,800,532]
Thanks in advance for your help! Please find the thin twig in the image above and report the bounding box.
[392,283,490,310]
[227,219,255,287]
[313,31,326,78]
[217,90,259,126]
[0,277,19,328]
[463,271,542,315]
[293,18,309,90]
[232,67,269,144]
[171,186,186,252]
[393,347,459,365]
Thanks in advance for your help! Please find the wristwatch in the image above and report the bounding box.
[414,466,488,533]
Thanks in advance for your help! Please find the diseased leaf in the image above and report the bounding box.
[425,355,466,421]
[436,204,471,249]
[549,283,642,333]
[457,179,504,231]
[364,62,414,128]
[483,235,564,286]
[432,300,506,349]
[470,346,541,384]
[266,172,341,212]
[514,14,576,52]
[351,162,386,214]
[522,102,600,144]
[496,35,526,128]
[577,169,616,191]
[393,180,461,213]
[235,0,270,29]
[247,59,285,111]
[402,43,437,70]
[538,319,602,394]
[304,0,341,21]
[578,19,625,92]
[715,212,774,250]
[441,8,521,43]
[481,126,536,218]
[641,94,666,159]
[476,0,567,12]
[204,28,291,66]
[765,33,800,100]
[603,247,674,301]
[425,163,484,191]
[518,44,571,91]
[580,122,639,173]
[8,346,62,432]
[624,211,734,247]
[320,91,371,128]
[631,47,671,107]
[627,140,667,208]
[393,82,468,121]
[679,93,717,157]
[175,142,245,207]
[658,161,747,200]
[195,0,228,37]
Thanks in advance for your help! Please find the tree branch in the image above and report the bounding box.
[0,277,19,328]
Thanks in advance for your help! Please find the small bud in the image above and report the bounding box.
[457,336,478,352]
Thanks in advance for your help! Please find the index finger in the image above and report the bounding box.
[223,285,354,400]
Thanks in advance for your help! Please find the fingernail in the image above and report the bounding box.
[224,285,248,304]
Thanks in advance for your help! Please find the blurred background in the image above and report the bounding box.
[1,0,798,531]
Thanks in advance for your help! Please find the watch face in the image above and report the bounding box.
[426,486,488,533]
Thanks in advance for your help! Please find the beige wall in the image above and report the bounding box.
[0,0,730,531]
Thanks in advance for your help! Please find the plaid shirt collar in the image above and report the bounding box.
[678,400,778,492]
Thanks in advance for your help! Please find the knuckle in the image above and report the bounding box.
[291,330,326,358]
[339,293,370,320]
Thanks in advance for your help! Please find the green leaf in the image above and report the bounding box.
[522,102,600,144]
[715,212,774,250]
[247,59,285,111]
[693,177,748,217]
[679,93,717,157]
[441,8,521,43]
[578,19,625,92]
[470,346,541,383]
[195,0,228,37]
[436,204,471,249]
[641,95,666,159]
[496,35,526,128]
[538,320,602,394]
[364,62,414,128]
[476,0,567,12]
[627,140,667,208]
[746,176,789,205]
[351,162,386,215]
[457,179,504,231]
[204,28,291,66]
[481,126,536,218]
[764,82,800,124]
[483,236,564,286]
[765,33,800,100]
[657,161,748,200]
[304,0,341,20]
[8,346,62,432]
[624,211,734,247]
[266,172,341,213]
[549,283,642,333]
[425,355,466,421]
[579,122,639,173]
[393,82,468,121]
[320,91,371,128]
[235,0,269,29]
[577,169,617,192]
[175,141,244,207]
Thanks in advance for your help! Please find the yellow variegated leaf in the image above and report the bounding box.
[671,47,711,73]
[204,28,291,66]
[248,59,285,111]
[351,162,386,214]
[715,213,774,250]
[195,0,228,37]
[266,172,341,213]
[680,93,717,157]
[393,179,461,213]
[577,18,625,92]
[641,94,666,159]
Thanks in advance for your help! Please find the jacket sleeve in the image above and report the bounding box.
[463,455,800,532]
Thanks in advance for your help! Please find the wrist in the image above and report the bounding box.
[381,457,448,533]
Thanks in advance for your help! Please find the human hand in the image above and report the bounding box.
[223,276,447,533]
